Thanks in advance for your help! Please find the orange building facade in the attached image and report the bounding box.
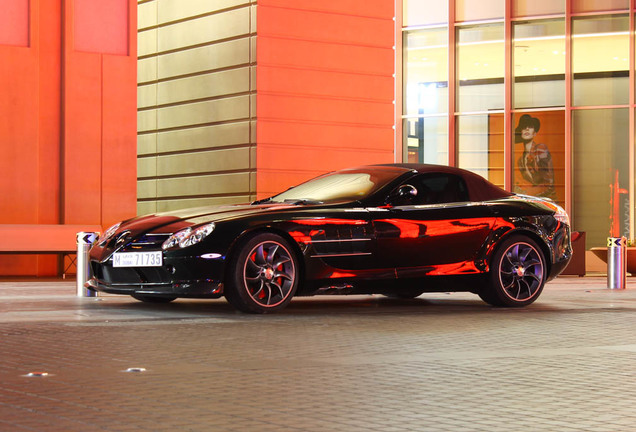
[1,0,398,276]
[0,0,138,276]
[255,0,397,197]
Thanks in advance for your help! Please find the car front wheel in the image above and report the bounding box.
[225,233,299,313]
[479,235,546,307]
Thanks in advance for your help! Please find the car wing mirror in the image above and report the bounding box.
[386,184,417,205]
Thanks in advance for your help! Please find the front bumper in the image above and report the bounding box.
[87,276,223,298]
[88,254,226,298]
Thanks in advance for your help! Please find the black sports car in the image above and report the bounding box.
[87,164,572,313]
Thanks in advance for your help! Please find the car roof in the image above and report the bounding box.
[342,163,513,202]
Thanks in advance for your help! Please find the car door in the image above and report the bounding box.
[371,173,497,277]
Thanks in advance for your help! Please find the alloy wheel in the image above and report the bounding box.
[498,242,544,301]
[243,240,296,308]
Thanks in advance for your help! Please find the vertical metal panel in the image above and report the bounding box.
[565,0,573,218]
[504,0,512,191]
[137,0,256,213]
[630,3,635,242]
[394,1,403,162]
[157,9,250,52]
[448,0,456,166]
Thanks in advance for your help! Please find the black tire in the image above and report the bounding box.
[479,235,547,307]
[224,233,299,313]
[383,289,425,299]
[132,294,176,303]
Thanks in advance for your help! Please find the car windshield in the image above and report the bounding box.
[268,169,405,204]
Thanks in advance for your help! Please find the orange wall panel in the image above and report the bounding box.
[257,6,394,47]
[0,0,29,46]
[258,94,394,126]
[101,53,138,229]
[63,53,104,224]
[63,0,137,228]
[0,0,137,276]
[257,121,395,151]
[256,0,396,198]
[257,37,394,76]
[259,0,394,19]
[258,66,394,102]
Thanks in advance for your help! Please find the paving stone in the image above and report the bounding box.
[1,278,636,430]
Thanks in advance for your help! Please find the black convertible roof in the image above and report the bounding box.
[351,163,514,202]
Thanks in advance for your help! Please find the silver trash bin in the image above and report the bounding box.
[607,237,626,290]
[76,232,99,297]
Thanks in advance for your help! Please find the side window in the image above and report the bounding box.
[412,174,469,205]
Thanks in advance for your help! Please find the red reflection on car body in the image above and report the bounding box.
[328,271,357,278]
[293,218,367,226]
[376,218,494,239]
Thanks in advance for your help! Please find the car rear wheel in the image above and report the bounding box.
[131,294,176,303]
[225,233,299,313]
[479,235,546,307]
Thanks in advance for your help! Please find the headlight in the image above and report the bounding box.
[162,223,215,250]
[547,203,569,225]
[99,222,121,245]
[543,201,569,225]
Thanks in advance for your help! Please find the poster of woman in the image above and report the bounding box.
[513,113,560,201]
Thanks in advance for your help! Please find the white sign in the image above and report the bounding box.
[112,251,163,268]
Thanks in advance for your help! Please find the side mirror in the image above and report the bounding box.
[397,184,417,198]
[387,184,417,205]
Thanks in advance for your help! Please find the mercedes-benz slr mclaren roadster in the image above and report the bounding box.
[87,164,572,313]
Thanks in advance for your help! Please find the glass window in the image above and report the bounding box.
[573,109,629,248]
[572,0,628,13]
[572,15,629,106]
[455,0,503,22]
[457,114,504,188]
[406,173,469,205]
[513,0,564,17]
[403,28,448,116]
[403,0,448,26]
[457,24,505,113]
[513,19,565,109]
[512,111,565,206]
[404,117,449,165]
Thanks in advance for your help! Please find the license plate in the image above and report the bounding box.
[112,251,163,268]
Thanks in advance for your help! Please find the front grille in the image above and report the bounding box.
[126,233,171,250]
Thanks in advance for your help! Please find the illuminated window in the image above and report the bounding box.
[573,109,629,247]
[572,0,629,13]
[403,117,449,165]
[457,114,504,187]
[404,28,448,116]
[455,0,503,22]
[404,0,448,26]
[513,19,565,109]
[513,0,565,17]
[572,15,629,106]
[457,24,504,113]
[403,27,449,165]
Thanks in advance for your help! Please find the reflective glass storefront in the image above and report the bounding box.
[402,0,635,248]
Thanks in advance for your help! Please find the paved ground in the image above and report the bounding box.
[1,277,636,432]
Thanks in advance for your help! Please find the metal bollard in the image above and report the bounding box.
[76,232,99,297]
[607,237,627,290]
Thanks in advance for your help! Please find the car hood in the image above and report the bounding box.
[119,203,306,234]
